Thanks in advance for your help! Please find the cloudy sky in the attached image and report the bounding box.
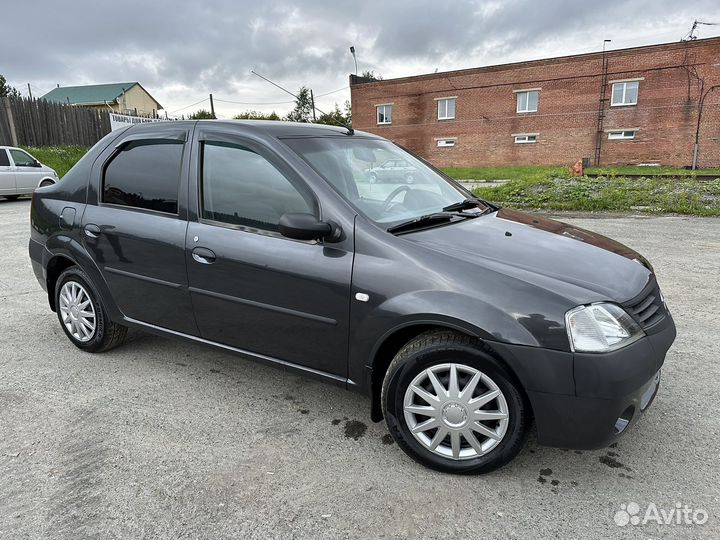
[3,1,720,118]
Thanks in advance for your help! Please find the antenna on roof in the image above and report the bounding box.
[250,70,354,135]
[683,19,718,41]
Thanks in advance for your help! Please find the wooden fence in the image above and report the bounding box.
[0,96,111,147]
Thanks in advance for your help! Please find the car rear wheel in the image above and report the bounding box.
[55,267,127,353]
[381,330,530,474]
[39,179,55,187]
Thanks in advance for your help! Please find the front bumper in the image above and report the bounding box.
[524,312,676,449]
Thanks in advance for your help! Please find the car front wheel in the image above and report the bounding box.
[55,267,127,352]
[382,331,530,474]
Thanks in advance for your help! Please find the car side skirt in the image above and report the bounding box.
[122,316,353,389]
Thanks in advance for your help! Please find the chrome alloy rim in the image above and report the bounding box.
[403,363,509,460]
[58,281,96,343]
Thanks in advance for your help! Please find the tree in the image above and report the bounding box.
[189,108,215,119]
[317,100,352,127]
[0,74,20,99]
[285,86,313,122]
[233,110,281,120]
[361,70,383,81]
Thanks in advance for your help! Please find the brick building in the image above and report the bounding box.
[350,37,720,168]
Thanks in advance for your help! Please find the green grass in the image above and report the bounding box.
[441,166,567,182]
[13,149,720,216]
[586,165,720,178]
[442,166,720,216]
[21,146,88,178]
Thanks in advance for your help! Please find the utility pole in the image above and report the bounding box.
[27,83,33,100]
[209,93,216,119]
[310,89,317,122]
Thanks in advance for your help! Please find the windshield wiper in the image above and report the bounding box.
[386,212,478,235]
[443,197,492,212]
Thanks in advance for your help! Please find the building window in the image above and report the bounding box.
[607,130,637,140]
[611,81,639,106]
[436,138,456,147]
[376,104,393,125]
[516,90,539,113]
[437,98,456,120]
[514,134,538,144]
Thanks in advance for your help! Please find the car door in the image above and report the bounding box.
[8,148,42,191]
[0,149,15,194]
[81,127,198,335]
[185,128,353,378]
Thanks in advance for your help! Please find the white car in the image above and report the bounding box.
[0,146,59,200]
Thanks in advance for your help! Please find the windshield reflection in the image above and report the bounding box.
[282,137,484,227]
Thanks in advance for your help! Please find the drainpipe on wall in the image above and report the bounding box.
[692,84,719,169]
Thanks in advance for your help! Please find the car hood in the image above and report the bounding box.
[404,208,652,303]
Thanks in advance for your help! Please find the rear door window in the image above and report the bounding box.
[103,140,183,214]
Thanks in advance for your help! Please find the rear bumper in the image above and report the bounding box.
[29,237,48,291]
[526,313,676,449]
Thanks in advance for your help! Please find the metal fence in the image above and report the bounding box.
[0,96,111,147]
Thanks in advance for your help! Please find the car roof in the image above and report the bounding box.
[123,119,381,139]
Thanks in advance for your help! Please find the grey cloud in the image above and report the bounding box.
[2,0,719,116]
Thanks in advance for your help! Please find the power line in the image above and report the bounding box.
[211,85,350,107]
[167,97,209,114]
[213,97,296,105]
[314,85,350,97]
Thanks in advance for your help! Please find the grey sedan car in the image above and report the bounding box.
[0,146,58,200]
[29,121,675,474]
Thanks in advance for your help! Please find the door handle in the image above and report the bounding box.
[84,223,101,238]
[192,247,216,265]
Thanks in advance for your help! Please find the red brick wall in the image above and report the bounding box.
[350,38,720,168]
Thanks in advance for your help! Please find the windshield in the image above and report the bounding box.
[282,137,487,227]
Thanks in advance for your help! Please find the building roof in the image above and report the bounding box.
[41,82,162,109]
[350,35,720,87]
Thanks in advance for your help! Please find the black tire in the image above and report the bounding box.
[39,180,55,187]
[5,195,20,201]
[55,267,127,353]
[381,330,531,474]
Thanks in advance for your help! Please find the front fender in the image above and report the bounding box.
[348,289,547,393]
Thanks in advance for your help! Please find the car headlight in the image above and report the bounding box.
[565,303,643,352]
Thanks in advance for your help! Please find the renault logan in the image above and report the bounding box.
[29,121,675,474]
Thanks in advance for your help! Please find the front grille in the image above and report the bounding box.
[624,282,666,329]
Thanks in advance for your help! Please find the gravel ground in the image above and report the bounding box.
[1,198,719,539]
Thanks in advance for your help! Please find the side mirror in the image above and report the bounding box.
[278,213,341,242]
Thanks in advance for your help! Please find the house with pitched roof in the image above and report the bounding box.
[41,82,162,116]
